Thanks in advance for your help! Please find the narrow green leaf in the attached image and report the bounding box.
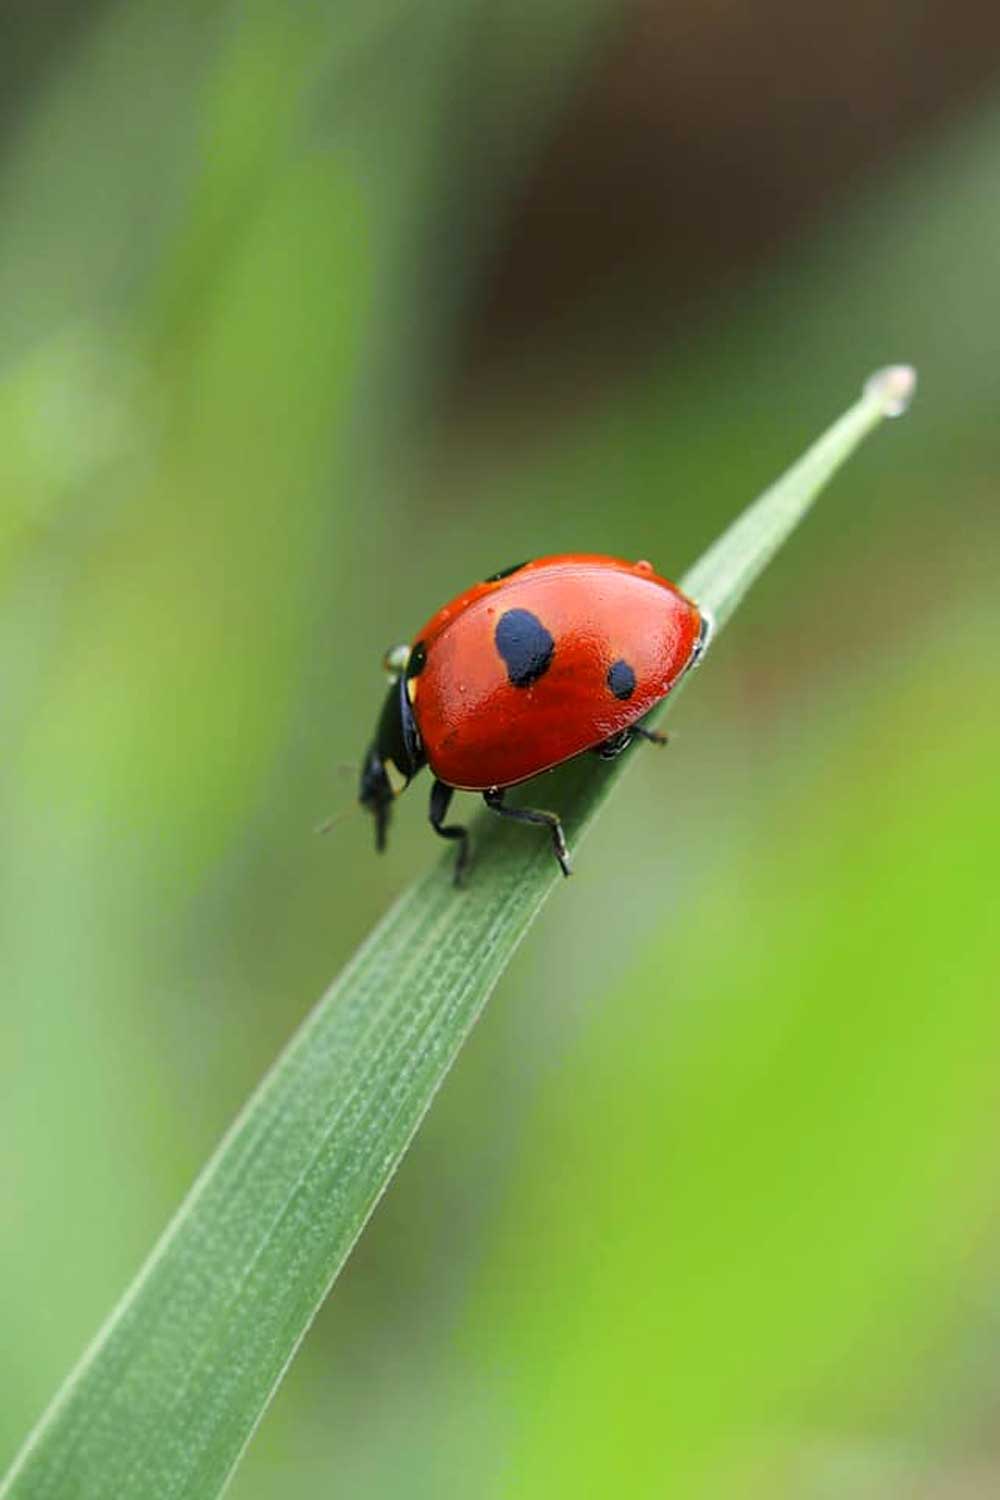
[683,364,916,632]
[1,366,915,1500]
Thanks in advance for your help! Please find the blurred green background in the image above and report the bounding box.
[2,2,998,1496]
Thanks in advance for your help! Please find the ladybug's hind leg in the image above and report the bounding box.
[594,724,668,760]
[483,787,572,878]
[429,779,470,886]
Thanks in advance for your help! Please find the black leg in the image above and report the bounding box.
[373,795,390,851]
[594,724,669,759]
[593,728,632,760]
[483,787,572,877]
[429,779,470,885]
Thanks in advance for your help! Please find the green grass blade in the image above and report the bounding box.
[683,364,915,631]
[0,366,915,1500]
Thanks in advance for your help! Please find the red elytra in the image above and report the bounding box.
[358,553,707,882]
[411,554,701,788]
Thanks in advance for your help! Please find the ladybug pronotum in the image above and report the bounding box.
[358,554,710,881]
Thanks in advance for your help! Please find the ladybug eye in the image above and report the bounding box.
[383,643,410,680]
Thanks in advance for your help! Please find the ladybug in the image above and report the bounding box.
[359,554,709,881]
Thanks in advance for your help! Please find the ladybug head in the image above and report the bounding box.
[359,671,426,851]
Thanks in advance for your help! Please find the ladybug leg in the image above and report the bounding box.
[594,725,669,760]
[482,787,572,878]
[593,728,632,760]
[429,779,470,885]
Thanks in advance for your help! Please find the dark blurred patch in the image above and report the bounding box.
[0,0,113,135]
[460,0,1000,390]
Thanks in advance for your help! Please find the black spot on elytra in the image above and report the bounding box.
[485,560,529,583]
[407,641,427,678]
[495,608,554,688]
[607,659,636,700]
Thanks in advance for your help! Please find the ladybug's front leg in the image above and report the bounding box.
[429,779,470,885]
[482,787,572,878]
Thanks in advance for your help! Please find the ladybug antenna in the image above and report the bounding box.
[314,802,364,836]
[314,760,372,833]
